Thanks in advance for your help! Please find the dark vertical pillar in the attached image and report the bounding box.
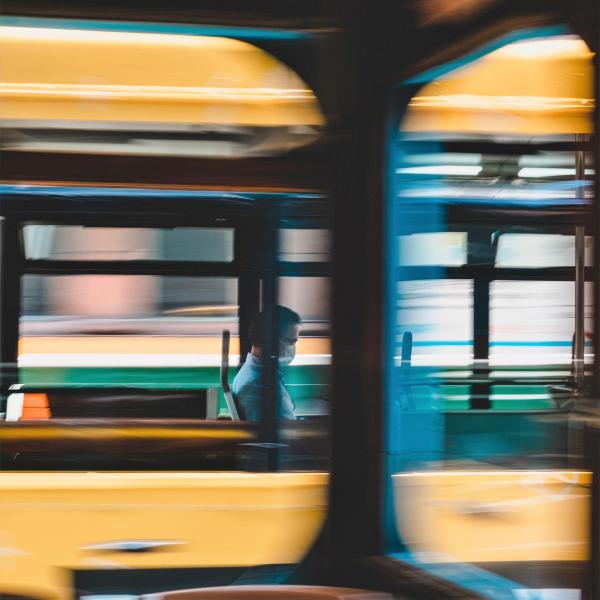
[325,0,388,573]
[0,217,21,409]
[468,231,491,409]
[236,222,261,365]
[258,204,280,472]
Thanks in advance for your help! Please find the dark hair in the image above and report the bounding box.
[249,305,301,347]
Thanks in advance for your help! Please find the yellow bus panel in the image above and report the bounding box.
[0,471,328,599]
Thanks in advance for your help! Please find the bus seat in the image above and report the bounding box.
[47,389,207,418]
[5,391,24,421]
[221,330,242,420]
[6,391,50,421]
[7,386,209,419]
[22,393,51,419]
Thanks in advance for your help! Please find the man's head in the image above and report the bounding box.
[249,305,301,364]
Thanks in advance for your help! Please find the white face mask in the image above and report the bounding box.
[278,343,296,366]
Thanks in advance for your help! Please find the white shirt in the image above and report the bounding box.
[231,352,296,421]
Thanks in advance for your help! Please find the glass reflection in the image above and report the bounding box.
[387,34,594,598]
[0,18,332,599]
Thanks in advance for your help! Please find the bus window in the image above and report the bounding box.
[23,225,235,262]
[496,233,594,267]
[279,229,331,263]
[386,33,594,597]
[21,274,238,337]
[490,280,594,366]
[397,279,473,366]
[398,232,467,266]
[278,276,330,326]
[279,274,331,418]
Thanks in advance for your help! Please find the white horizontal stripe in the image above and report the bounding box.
[514,589,580,600]
[519,167,594,178]
[492,394,551,400]
[18,353,331,367]
[397,165,482,176]
[394,470,588,478]
[403,353,590,366]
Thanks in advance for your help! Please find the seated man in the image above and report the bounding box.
[232,305,300,421]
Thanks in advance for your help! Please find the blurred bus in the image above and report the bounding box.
[0,8,598,600]
[0,22,331,599]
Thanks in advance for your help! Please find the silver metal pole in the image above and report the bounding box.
[574,134,586,393]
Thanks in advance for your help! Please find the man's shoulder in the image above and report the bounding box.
[232,359,261,392]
